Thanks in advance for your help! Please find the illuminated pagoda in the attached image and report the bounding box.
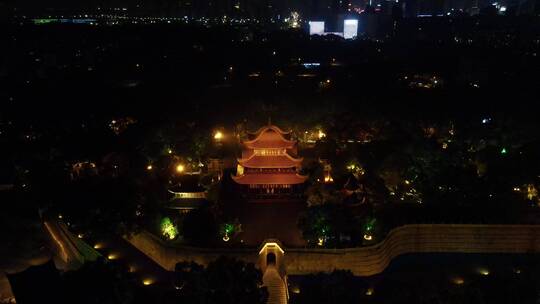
[233,124,307,197]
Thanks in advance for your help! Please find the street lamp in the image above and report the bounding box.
[214,130,223,141]
[176,164,185,173]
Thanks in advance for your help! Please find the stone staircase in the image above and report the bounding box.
[263,265,287,304]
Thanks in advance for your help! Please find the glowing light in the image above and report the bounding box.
[309,21,325,35]
[142,279,154,286]
[214,131,223,140]
[501,148,507,154]
[453,277,464,285]
[526,184,538,200]
[513,187,521,192]
[77,233,84,239]
[107,253,118,260]
[343,19,358,39]
[404,180,411,185]
[129,265,136,273]
[58,214,63,219]
[478,268,490,276]
[363,234,373,241]
[291,286,301,294]
[223,235,230,242]
[146,165,153,171]
[44,222,68,262]
[317,237,324,246]
[167,149,173,154]
[318,130,326,139]
[365,288,374,296]
[259,242,285,255]
[160,217,178,240]
[93,243,103,249]
[176,164,185,173]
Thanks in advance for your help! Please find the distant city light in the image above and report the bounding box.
[343,19,359,39]
[176,164,185,173]
[146,165,153,171]
[478,268,490,276]
[309,21,325,36]
[302,63,320,68]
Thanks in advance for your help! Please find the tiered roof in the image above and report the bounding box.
[243,126,296,149]
[238,154,303,168]
[232,173,307,185]
[234,124,307,185]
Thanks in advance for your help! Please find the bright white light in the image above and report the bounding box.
[309,21,325,36]
[343,19,358,39]
[499,6,507,12]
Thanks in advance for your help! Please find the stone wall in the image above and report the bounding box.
[126,224,540,276]
[126,232,258,270]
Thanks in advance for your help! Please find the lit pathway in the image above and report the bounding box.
[263,265,287,304]
[44,219,171,287]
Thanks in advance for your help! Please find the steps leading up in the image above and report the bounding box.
[263,265,287,304]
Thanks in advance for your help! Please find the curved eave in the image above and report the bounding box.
[237,154,303,168]
[244,141,295,149]
[244,129,295,147]
[248,125,292,136]
[232,173,308,185]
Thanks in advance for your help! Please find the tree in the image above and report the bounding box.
[298,204,362,247]
[182,207,218,246]
[63,258,136,304]
[291,270,367,304]
[305,183,342,207]
[174,257,267,304]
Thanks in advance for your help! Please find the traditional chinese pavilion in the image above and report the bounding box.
[233,124,307,197]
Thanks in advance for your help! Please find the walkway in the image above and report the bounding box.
[263,265,287,304]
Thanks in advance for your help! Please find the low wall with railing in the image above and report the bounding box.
[126,224,540,276]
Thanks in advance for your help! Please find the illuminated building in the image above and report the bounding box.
[233,124,307,197]
[309,21,325,35]
[343,19,359,39]
[168,175,208,213]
